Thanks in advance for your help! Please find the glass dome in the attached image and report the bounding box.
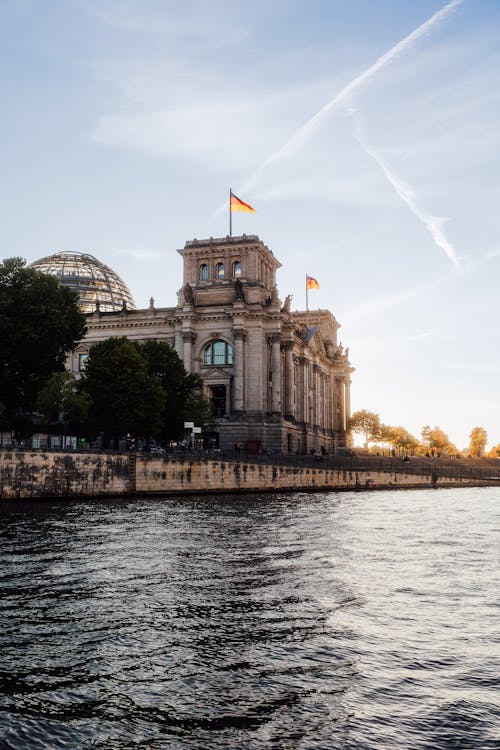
[30,251,136,313]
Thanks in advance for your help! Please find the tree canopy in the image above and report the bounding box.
[0,258,86,418]
[468,426,488,457]
[79,338,212,442]
[349,410,381,447]
[36,371,90,433]
[421,425,458,455]
[80,338,165,441]
[139,340,213,440]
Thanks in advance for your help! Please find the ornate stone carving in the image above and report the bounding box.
[234,278,245,302]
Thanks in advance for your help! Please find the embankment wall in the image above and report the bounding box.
[0,451,488,500]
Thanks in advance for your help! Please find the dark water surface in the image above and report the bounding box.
[1,487,499,749]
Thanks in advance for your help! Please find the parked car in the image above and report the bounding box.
[148,445,166,455]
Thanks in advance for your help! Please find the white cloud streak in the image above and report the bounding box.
[355,132,460,268]
[237,0,463,195]
[345,246,499,322]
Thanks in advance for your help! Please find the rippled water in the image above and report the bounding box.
[1,487,499,749]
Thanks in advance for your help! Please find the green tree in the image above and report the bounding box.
[349,410,381,448]
[36,372,90,433]
[0,258,86,417]
[138,340,213,440]
[468,426,488,458]
[80,338,165,442]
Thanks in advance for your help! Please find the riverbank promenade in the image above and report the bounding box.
[1,448,499,501]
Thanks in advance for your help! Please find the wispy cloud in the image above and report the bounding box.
[344,274,450,321]
[355,130,460,268]
[78,0,249,45]
[345,245,499,322]
[238,0,462,194]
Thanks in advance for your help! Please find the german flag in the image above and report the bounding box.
[306,275,320,290]
[230,191,256,213]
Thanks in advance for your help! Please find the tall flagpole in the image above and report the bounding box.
[229,188,232,236]
[306,274,309,311]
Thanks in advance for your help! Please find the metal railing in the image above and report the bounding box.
[2,444,500,483]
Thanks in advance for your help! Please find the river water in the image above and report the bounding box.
[0,487,499,750]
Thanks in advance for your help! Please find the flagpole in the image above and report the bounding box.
[306,274,309,311]
[229,188,232,237]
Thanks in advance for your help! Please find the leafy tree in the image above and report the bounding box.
[349,410,381,448]
[430,427,449,452]
[0,258,86,417]
[421,425,432,449]
[487,443,500,458]
[79,338,213,444]
[138,340,213,440]
[389,426,419,455]
[420,425,458,456]
[374,423,395,454]
[36,372,90,433]
[80,338,165,441]
[468,426,487,458]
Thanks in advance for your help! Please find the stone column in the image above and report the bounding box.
[233,329,246,413]
[182,332,195,373]
[270,333,281,413]
[336,377,346,432]
[312,364,321,429]
[174,327,183,359]
[284,342,294,418]
[345,375,352,427]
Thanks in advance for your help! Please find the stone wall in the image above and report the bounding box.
[0,451,487,501]
[0,451,130,500]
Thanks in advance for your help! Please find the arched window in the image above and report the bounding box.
[199,263,208,281]
[204,340,233,366]
[215,262,225,279]
[232,260,242,278]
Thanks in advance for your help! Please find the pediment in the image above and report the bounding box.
[304,326,327,356]
[200,367,232,384]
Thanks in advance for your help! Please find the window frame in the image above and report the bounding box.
[203,340,234,366]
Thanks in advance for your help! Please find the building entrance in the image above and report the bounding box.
[210,385,226,417]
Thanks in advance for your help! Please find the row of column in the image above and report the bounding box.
[178,323,349,431]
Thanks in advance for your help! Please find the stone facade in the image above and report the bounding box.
[69,235,354,454]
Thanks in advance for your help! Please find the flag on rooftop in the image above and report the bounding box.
[230,191,256,213]
[306,275,320,290]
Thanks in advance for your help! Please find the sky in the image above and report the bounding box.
[1,0,499,451]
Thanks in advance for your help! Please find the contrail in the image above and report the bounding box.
[356,132,460,269]
[236,0,462,195]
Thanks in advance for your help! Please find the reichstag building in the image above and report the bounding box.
[31,235,353,454]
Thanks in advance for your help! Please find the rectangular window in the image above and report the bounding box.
[213,341,225,365]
